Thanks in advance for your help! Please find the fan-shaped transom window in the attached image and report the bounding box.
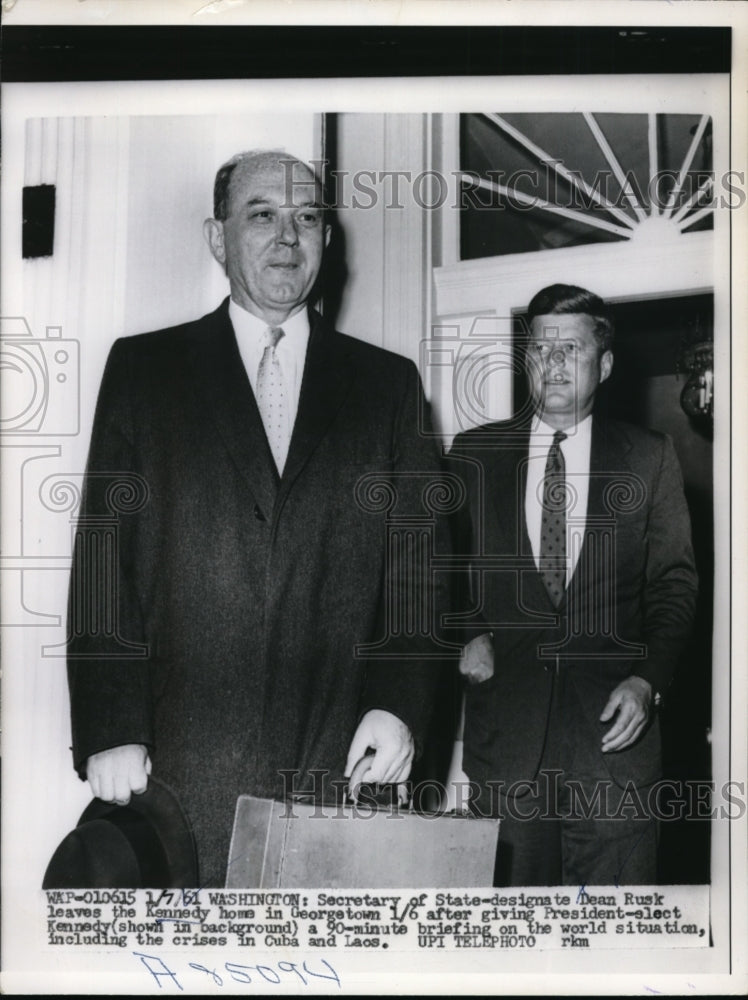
[460,112,713,259]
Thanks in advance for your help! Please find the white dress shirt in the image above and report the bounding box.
[228,298,310,438]
[524,413,593,587]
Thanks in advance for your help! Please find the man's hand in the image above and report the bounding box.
[600,676,653,753]
[86,744,152,806]
[344,709,414,804]
[459,632,494,684]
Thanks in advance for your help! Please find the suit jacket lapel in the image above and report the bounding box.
[489,433,531,557]
[483,429,552,612]
[187,299,279,518]
[278,309,356,501]
[569,415,633,593]
[515,433,557,611]
[586,415,609,526]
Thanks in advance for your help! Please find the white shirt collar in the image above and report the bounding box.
[530,413,593,450]
[228,298,310,344]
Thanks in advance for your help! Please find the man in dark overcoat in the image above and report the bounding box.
[67,150,450,885]
[449,284,698,886]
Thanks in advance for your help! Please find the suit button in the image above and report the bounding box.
[253,504,266,522]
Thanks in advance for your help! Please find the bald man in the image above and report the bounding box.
[68,151,448,885]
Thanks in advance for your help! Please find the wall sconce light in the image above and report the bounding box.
[678,340,713,421]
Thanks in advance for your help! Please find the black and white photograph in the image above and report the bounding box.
[1,2,746,995]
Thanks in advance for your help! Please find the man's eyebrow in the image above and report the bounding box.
[291,197,323,210]
[241,197,322,209]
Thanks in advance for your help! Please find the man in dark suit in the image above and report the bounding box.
[449,284,697,886]
[67,150,448,885]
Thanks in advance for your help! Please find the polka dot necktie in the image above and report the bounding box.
[540,430,568,607]
[256,326,289,474]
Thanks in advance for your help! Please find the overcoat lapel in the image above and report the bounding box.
[187,299,279,518]
[278,309,356,501]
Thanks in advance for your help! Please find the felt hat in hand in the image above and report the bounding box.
[42,776,198,889]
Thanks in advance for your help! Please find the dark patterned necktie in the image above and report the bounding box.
[540,430,568,607]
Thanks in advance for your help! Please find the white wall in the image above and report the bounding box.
[333,113,432,369]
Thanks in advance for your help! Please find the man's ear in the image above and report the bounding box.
[600,349,614,385]
[203,218,226,267]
